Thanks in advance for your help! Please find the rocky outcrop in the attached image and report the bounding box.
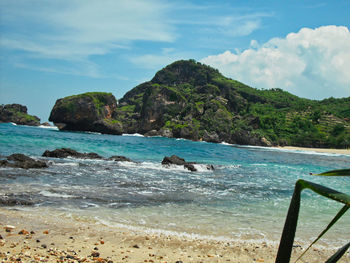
[0,153,47,169]
[47,60,350,148]
[42,148,134,162]
[0,104,40,126]
[49,92,122,134]
[0,194,34,206]
[40,122,51,127]
[108,155,133,162]
[42,148,103,159]
[161,155,214,172]
[202,130,220,143]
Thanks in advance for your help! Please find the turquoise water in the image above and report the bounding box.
[0,123,349,245]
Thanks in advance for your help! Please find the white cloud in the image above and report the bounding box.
[201,26,350,99]
[0,0,174,76]
[0,0,174,60]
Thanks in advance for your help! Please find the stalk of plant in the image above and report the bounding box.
[275,169,350,263]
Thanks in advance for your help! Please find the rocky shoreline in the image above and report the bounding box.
[0,148,214,172]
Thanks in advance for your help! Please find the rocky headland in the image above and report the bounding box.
[0,104,40,126]
[49,92,122,134]
[49,60,350,148]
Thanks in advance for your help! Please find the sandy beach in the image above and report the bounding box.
[274,146,350,156]
[1,208,349,263]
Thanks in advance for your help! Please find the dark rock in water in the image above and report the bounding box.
[0,104,40,126]
[184,163,197,172]
[162,155,186,166]
[108,155,133,162]
[40,122,51,126]
[42,148,103,159]
[84,152,103,159]
[5,153,47,169]
[0,160,9,167]
[206,164,215,170]
[162,154,214,172]
[49,92,122,134]
[0,194,34,206]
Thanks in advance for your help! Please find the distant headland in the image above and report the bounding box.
[4,60,350,148]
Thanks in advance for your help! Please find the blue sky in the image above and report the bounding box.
[1,0,349,122]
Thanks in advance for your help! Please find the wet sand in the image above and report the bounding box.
[275,146,350,156]
[1,208,349,263]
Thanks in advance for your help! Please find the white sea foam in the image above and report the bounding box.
[117,161,214,173]
[118,161,190,172]
[84,131,102,135]
[39,190,76,198]
[51,161,79,167]
[232,144,349,157]
[122,133,144,137]
[38,125,59,130]
[220,141,233,146]
[93,217,278,245]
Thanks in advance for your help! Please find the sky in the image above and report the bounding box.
[1,0,350,122]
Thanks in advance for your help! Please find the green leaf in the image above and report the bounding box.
[295,205,349,262]
[275,179,350,263]
[325,242,350,263]
[315,169,350,176]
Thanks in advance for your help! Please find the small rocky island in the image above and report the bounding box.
[49,60,350,148]
[0,104,40,126]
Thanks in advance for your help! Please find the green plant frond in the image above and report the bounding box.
[295,204,350,262]
[325,242,350,263]
[297,179,350,205]
[276,179,349,263]
[315,169,350,176]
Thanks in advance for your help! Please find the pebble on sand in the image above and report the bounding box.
[4,225,15,232]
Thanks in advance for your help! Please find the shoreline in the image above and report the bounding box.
[274,146,350,156]
[1,208,347,263]
[5,123,350,157]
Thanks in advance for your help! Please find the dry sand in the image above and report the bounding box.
[274,146,350,156]
[1,208,349,263]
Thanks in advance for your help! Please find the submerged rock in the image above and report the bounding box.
[0,195,34,206]
[1,153,48,169]
[108,155,133,162]
[162,154,197,171]
[162,155,187,166]
[161,155,214,172]
[42,148,103,159]
[184,163,197,172]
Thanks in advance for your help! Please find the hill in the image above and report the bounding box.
[0,104,40,126]
[50,60,350,148]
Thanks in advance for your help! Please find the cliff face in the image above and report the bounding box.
[49,92,123,134]
[49,60,350,148]
[0,104,40,126]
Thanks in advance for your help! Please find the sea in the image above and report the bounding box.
[0,123,349,247]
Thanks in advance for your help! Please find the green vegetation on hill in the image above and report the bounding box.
[57,92,114,117]
[115,59,350,148]
[0,104,40,126]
